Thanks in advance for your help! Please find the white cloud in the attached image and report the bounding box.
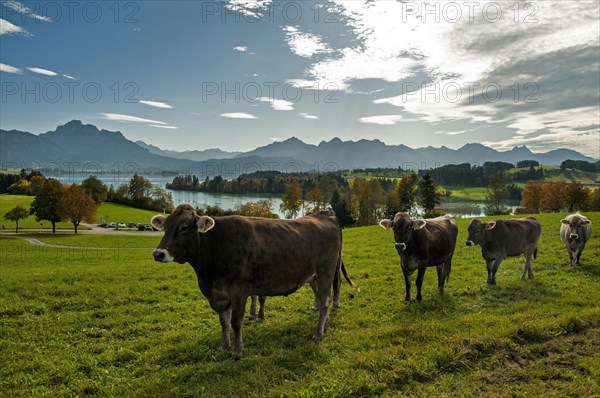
[300,113,318,120]
[434,130,468,136]
[269,137,281,141]
[100,113,167,125]
[150,125,178,129]
[0,18,29,35]
[62,74,77,80]
[220,112,258,119]
[233,46,248,52]
[0,63,22,74]
[2,0,52,22]
[359,115,404,125]
[27,67,58,76]
[139,100,173,109]
[283,26,332,58]
[259,97,294,111]
[225,0,272,19]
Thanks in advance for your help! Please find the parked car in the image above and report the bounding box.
[117,223,126,229]
[108,222,116,228]
[144,224,154,231]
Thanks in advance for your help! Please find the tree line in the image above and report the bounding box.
[2,173,174,233]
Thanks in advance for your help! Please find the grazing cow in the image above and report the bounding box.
[379,213,458,302]
[560,212,592,266]
[466,217,541,285]
[151,205,355,359]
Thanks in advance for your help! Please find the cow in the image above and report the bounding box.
[151,205,355,359]
[465,217,541,285]
[560,212,592,266]
[379,213,458,302]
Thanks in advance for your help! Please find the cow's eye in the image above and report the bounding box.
[179,225,188,233]
[474,230,480,234]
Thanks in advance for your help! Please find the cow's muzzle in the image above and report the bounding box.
[153,248,174,262]
[394,242,406,251]
[465,240,475,246]
[570,233,579,240]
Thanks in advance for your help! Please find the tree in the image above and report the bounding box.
[3,205,29,233]
[419,172,441,216]
[397,172,419,216]
[591,188,600,211]
[58,184,98,233]
[353,177,384,226]
[521,180,544,213]
[128,173,153,200]
[330,189,354,228]
[305,187,327,214]
[564,181,592,212]
[280,180,303,219]
[29,178,65,233]
[484,172,510,216]
[82,175,108,204]
[237,200,278,218]
[540,182,566,213]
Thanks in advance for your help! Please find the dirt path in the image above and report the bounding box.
[0,234,157,250]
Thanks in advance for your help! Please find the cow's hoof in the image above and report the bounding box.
[256,316,264,323]
[232,352,242,361]
[312,332,324,341]
[248,315,255,321]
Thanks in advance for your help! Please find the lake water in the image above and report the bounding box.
[54,174,517,219]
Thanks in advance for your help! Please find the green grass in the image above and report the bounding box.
[1,212,599,396]
[0,194,87,231]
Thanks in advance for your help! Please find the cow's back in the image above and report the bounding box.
[417,217,458,265]
[489,218,540,257]
[201,214,341,296]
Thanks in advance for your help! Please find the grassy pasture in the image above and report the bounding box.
[0,212,599,396]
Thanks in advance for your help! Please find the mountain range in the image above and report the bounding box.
[0,120,595,176]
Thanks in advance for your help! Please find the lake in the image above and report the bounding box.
[54,174,517,219]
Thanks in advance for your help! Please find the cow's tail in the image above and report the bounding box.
[534,247,538,260]
[341,260,359,292]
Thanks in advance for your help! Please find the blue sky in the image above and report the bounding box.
[1,0,599,158]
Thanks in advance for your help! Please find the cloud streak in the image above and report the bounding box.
[139,100,173,109]
[0,18,29,35]
[220,112,258,119]
[100,113,167,125]
[2,0,52,22]
[27,67,58,76]
[0,63,22,74]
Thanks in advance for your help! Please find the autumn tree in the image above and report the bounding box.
[29,178,65,233]
[237,200,278,218]
[564,181,592,212]
[353,177,384,226]
[540,182,566,213]
[58,184,98,233]
[484,172,510,216]
[520,180,544,213]
[3,205,29,233]
[280,180,303,219]
[305,187,327,214]
[592,188,600,211]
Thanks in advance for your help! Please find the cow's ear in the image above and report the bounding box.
[582,219,591,225]
[560,219,570,225]
[379,219,393,230]
[197,216,215,233]
[413,219,427,230]
[485,221,496,230]
[151,215,166,230]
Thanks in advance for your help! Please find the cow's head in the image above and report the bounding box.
[465,219,496,246]
[561,214,591,241]
[151,204,215,264]
[379,212,426,252]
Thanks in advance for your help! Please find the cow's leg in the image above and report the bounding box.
[415,267,426,301]
[218,307,232,349]
[485,259,494,284]
[313,268,334,341]
[491,258,503,285]
[568,248,574,267]
[248,295,257,320]
[436,264,444,294]
[402,268,411,303]
[310,278,319,311]
[230,296,247,360]
[257,296,266,323]
[522,249,534,280]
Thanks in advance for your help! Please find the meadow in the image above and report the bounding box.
[0,212,599,397]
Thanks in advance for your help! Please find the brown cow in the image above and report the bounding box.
[466,217,541,285]
[151,205,355,359]
[560,212,592,266]
[379,213,458,302]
